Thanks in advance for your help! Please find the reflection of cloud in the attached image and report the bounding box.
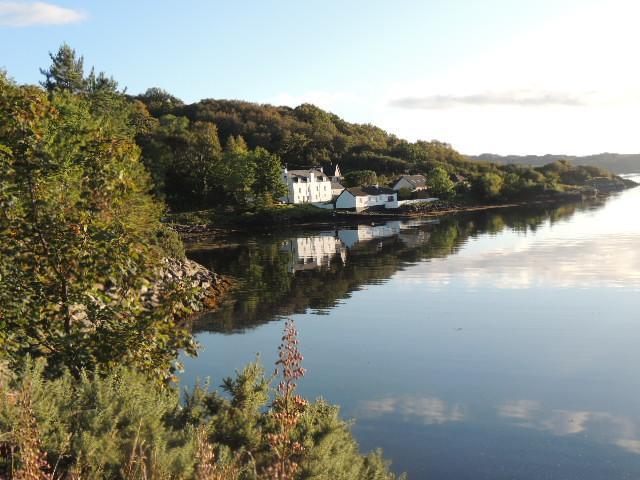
[389,90,591,110]
[498,400,640,456]
[498,399,540,420]
[0,1,86,26]
[540,410,594,436]
[616,439,640,455]
[397,190,640,290]
[360,396,464,425]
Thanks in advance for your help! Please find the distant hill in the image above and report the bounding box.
[469,153,640,174]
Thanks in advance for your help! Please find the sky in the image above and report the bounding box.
[1,0,639,155]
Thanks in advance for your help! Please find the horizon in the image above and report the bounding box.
[2,0,640,156]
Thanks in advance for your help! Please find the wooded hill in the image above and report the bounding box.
[471,153,640,174]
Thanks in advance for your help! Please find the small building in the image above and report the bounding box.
[331,181,345,198]
[281,167,333,204]
[335,186,397,212]
[392,175,428,192]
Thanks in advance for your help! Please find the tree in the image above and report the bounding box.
[251,147,287,206]
[0,74,197,382]
[343,170,377,187]
[222,135,256,208]
[472,172,504,200]
[428,166,455,199]
[39,43,86,93]
[137,87,184,116]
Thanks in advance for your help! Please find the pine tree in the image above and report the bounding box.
[39,43,86,93]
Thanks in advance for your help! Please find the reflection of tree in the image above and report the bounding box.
[190,201,588,333]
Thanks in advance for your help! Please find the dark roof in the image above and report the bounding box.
[344,186,396,197]
[394,175,427,188]
[287,169,327,181]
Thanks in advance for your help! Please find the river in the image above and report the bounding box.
[182,177,640,479]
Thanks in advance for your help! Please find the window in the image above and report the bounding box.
[388,196,394,201]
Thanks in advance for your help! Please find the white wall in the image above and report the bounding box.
[385,197,438,209]
[336,191,397,211]
[282,170,333,204]
[335,191,357,209]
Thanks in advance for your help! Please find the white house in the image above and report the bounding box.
[335,186,397,212]
[281,167,333,204]
[392,175,428,192]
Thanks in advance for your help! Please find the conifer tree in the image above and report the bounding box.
[39,43,86,93]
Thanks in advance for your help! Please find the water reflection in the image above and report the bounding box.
[498,399,640,456]
[189,201,597,333]
[182,184,640,479]
[360,396,465,425]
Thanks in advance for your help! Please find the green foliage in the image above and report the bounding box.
[472,172,504,200]
[343,170,378,188]
[137,87,184,117]
[427,167,455,199]
[1,356,402,480]
[396,187,413,200]
[156,226,186,260]
[0,360,196,479]
[251,147,288,206]
[39,43,86,93]
[0,73,196,383]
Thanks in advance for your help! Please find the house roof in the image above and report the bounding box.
[331,181,345,190]
[394,175,427,188]
[286,169,327,181]
[344,186,396,197]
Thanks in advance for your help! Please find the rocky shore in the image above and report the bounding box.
[156,257,232,312]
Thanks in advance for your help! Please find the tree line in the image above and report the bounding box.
[30,44,625,214]
[0,44,403,479]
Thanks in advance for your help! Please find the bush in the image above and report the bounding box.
[1,323,404,480]
[156,226,186,260]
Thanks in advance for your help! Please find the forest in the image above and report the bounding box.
[0,45,403,479]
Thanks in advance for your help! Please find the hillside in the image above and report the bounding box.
[135,91,634,212]
[471,153,640,174]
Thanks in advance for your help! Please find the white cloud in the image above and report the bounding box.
[370,0,640,153]
[0,1,86,27]
[389,90,594,110]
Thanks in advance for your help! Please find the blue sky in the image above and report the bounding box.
[2,0,638,155]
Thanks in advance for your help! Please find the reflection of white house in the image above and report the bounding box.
[337,222,402,249]
[335,186,397,212]
[281,168,332,204]
[392,175,428,192]
[280,233,346,272]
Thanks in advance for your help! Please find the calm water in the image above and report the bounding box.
[182,177,640,479]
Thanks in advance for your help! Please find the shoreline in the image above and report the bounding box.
[174,194,606,242]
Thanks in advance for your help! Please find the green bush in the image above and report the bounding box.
[1,358,404,480]
[156,226,186,260]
